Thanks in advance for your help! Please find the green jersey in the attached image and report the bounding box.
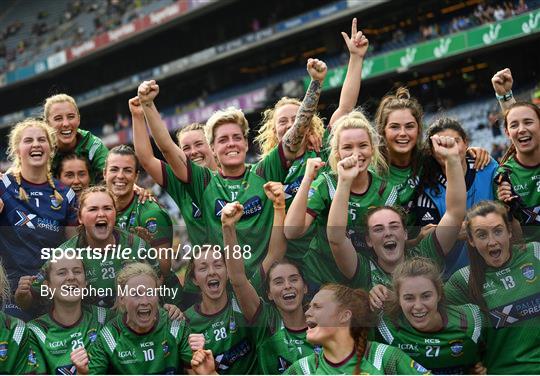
[283,151,318,263]
[0,312,33,374]
[376,304,484,374]
[351,232,445,290]
[304,171,399,285]
[185,294,256,374]
[27,305,111,374]
[496,157,540,242]
[88,309,192,374]
[52,129,109,184]
[186,145,289,270]
[251,302,316,374]
[387,164,421,224]
[36,229,157,308]
[116,192,173,248]
[285,341,429,375]
[444,242,540,374]
[160,161,206,247]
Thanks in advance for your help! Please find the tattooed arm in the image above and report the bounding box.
[138,80,190,183]
[281,58,327,160]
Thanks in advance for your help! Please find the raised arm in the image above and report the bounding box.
[221,202,260,322]
[491,68,516,112]
[433,135,467,254]
[138,80,190,183]
[327,155,361,279]
[130,96,164,186]
[329,18,369,127]
[283,158,324,239]
[261,182,287,274]
[281,59,327,160]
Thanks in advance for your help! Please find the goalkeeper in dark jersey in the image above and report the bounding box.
[26,256,112,374]
[376,257,486,374]
[71,262,197,374]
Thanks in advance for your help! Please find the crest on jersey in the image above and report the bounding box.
[87,328,98,343]
[162,340,170,357]
[146,219,158,234]
[50,195,62,210]
[27,349,37,366]
[521,263,536,282]
[449,340,464,357]
[411,360,428,373]
[0,342,7,361]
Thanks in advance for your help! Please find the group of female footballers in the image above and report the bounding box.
[0,18,538,374]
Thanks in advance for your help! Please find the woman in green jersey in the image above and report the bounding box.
[327,132,466,292]
[285,111,396,287]
[44,93,109,183]
[56,153,91,198]
[375,87,490,212]
[496,101,540,241]
[285,284,428,375]
[0,261,34,374]
[221,183,315,374]
[15,186,160,310]
[71,262,194,374]
[377,257,486,374]
[103,144,173,275]
[27,256,111,374]
[445,200,540,373]
[138,58,325,271]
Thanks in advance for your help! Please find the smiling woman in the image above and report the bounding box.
[0,118,78,320]
[26,256,112,374]
[285,284,429,375]
[71,263,193,375]
[44,94,109,184]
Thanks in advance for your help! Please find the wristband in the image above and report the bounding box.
[273,204,286,210]
[495,90,513,102]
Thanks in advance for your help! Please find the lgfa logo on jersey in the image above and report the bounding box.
[162,340,170,357]
[49,195,62,210]
[521,263,536,283]
[449,340,464,357]
[87,328,98,343]
[0,341,8,361]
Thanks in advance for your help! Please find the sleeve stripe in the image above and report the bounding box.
[374,343,388,371]
[469,304,483,343]
[170,320,180,339]
[323,173,336,200]
[97,307,107,325]
[231,296,242,314]
[27,323,46,344]
[1,173,10,187]
[459,267,470,283]
[102,327,117,352]
[88,142,99,161]
[67,188,76,203]
[533,242,540,261]
[299,356,311,375]
[13,321,25,345]
[384,185,399,206]
[377,318,394,344]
